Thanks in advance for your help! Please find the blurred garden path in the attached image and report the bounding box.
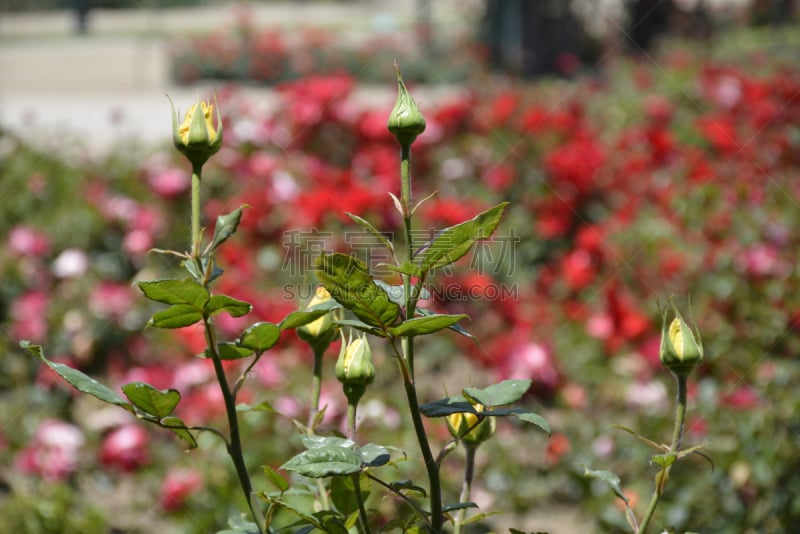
[0,1,467,155]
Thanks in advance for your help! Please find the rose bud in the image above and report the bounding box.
[335,331,375,405]
[387,65,426,146]
[446,403,496,447]
[168,95,223,169]
[659,304,703,376]
[298,286,339,345]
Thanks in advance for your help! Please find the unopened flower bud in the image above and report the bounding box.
[298,286,339,344]
[336,332,375,387]
[169,95,223,169]
[387,66,426,146]
[446,403,496,446]
[659,304,703,376]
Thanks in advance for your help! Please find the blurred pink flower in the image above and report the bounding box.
[160,468,203,511]
[100,424,150,472]
[149,167,190,198]
[8,226,51,257]
[89,281,136,320]
[15,419,84,481]
[10,290,49,342]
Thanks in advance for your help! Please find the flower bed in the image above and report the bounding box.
[2,29,800,532]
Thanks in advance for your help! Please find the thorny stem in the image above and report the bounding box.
[398,140,443,532]
[637,373,688,533]
[453,445,477,534]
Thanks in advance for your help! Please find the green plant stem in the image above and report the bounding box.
[346,401,372,534]
[453,445,476,534]
[397,140,443,532]
[308,344,326,429]
[637,373,688,533]
[191,164,202,256]
[203,317,264,534]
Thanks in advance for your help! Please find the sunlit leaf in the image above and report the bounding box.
[121,382,180,418]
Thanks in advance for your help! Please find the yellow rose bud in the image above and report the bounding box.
[335,332,375,387]
[387,65,426,146]
[169,95,223,169]
[446,403,496,446]
[659,304,703,376]
[298,286,338,342]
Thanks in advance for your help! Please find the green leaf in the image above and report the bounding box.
[149,304,203,328]
[347,212,395,255]
[510,411,551,435]
[579,464,629,505]
[651,452,678,469]
[279,309,330,331]
[208,342,254,360]
[300,435,354,450]
[160,416,198,449]
[238,322,281,352]
[442,502,477,513]
[22,342,133,412]
[316,252,400,329]
[461,511,501,525]
[613,425,669,452]
[237,399,278,413]
[210,205,247,252]
[463,379,532,407]
[206,295,251,318]
[388,480,427,497]
[138,278,209,307]
[331,474,370,517]
[379,261,421,277]
[122,382,181,418]
[389,314,468,337]
[281,446,363,478]
[417,202,508,274]
[419,396,475,418]
[358,443,390,467]
[262,465,289,493]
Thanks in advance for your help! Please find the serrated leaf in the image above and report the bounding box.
[122,382,181,418]
[138,278,209,307]
[238,322,281,352]
[579,464,629,505]
[281,446,363,478]
[347,213,395,255]
[279,309,330,331]
[463,379,531,407]
[316,253,400,329]
[149,304,203,328]
[206,295,251,318]
[419,396,475,418]
[209,342,254,360]
[262,465,289,493]
[22,342,133,412]
[210,205,247,252]
[388,314,468,337]
[358,443,390,467]
[160,416,198,449]
[417,202,508,274]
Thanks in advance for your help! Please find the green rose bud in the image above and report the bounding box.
[298,286,339,344]
[169,95,223,169]
[446,403,496,446]
[336,332,375,386]
[387,65,426,146]
[659,304,703,376]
